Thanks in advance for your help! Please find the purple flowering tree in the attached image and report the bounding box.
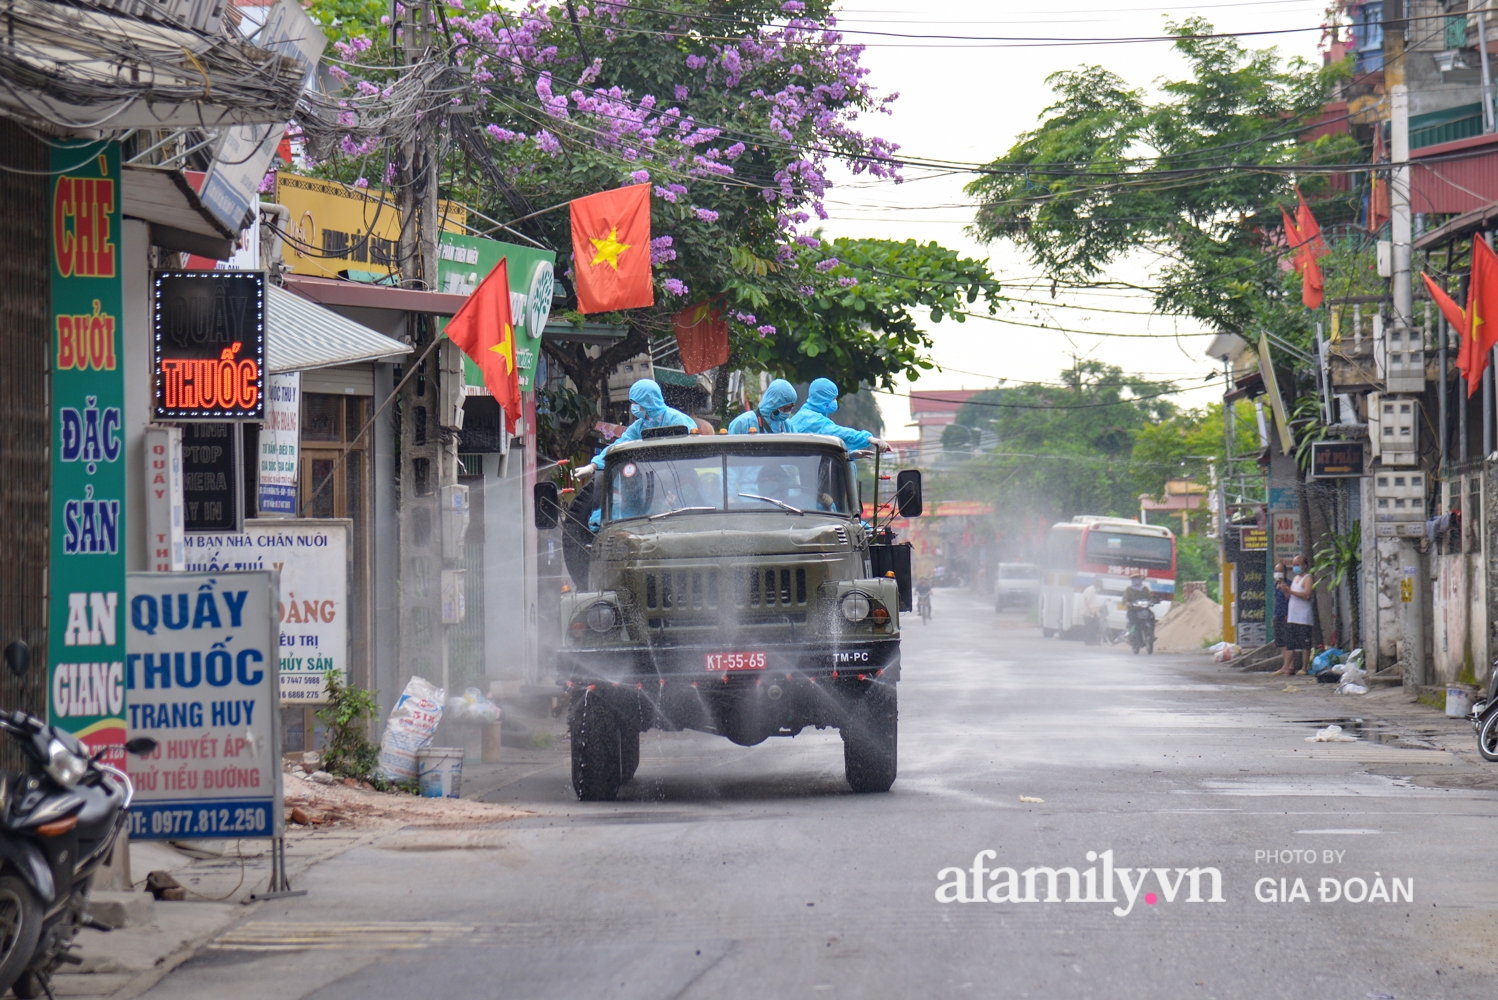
[309,0,998,452]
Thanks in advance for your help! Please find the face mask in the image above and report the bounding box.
[1291,566,1302,575]
[1273,572,1284,581]
[630,403,644,420]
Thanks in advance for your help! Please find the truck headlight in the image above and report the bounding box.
[840,592,872,622]
[585,602,618,633]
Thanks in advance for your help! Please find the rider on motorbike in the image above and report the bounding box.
[915,576,933,619]
[1122,574,1153,607]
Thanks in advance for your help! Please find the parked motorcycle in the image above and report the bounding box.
[1126,599,1156,655]
[0,640,156,998]
[1470,667,1498,763]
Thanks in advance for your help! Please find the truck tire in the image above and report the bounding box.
[621,727,640,783]
[843,684,898,793]
[570,693,623,801]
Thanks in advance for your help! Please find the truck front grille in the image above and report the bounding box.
[644,570,720,611]
[739,567,807,608]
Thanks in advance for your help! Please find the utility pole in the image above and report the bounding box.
[394,2,464,697]
[1480,3,1496,133]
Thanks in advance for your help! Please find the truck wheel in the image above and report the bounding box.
[621,727,640,783]
[570,694,623,801]
[843,684,897,793]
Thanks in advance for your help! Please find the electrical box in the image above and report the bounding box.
[438,340,466,431]
[1376,240,1393,278]
[1373,469,1426,537]
[441,483,470,559]
[1374,395,1419,466]
[1384,324,1425,393]
[440,569,467,624]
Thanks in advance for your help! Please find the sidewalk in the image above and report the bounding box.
[52,771,530,999]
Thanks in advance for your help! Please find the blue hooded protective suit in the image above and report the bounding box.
[727,378,798,435]
[789,378,873,450]
[588,378,697,470]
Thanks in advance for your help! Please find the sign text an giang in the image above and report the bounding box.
[152,271,266,421]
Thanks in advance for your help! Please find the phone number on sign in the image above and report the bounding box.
[129,801,273,838]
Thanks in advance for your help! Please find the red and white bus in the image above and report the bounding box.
[1039,516,1177,638]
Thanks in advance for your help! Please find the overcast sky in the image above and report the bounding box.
[816,0,1331,438]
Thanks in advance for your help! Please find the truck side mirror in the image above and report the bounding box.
[4,640,29,678]
[534,481,561,529]
[895,470,923,517]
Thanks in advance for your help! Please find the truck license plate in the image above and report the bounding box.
[705,651,767,672]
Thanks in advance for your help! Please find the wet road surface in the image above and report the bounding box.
[142,589,1498,999]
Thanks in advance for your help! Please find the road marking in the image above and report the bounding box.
[1294,828,1382,834]
[209,921,500,952]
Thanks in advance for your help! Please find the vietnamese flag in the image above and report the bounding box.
[673,301,729,375]
[1463,235,1498,396]
[1282,188,1329,309]
[446,257,520,431]
[571,184,653,314]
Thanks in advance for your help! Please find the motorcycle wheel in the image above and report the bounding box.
[0,876,43,995]
[1478,709,1498,763]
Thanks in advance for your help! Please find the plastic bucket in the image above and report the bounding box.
[1446,686,1475,718]
[417,747,464,798]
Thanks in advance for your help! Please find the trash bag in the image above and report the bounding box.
[1306,724,1358,742]
[1338,664,1367,688]
[1337,683,1369,695]
[1208,641,1239,663]
[1344,648,1365,672]
[1309,648,1346,676]
[378,676,445,781]
[446,688,502,725]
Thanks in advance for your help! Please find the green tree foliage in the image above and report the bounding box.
[965,19,1358,341]
[308,1,1000,452]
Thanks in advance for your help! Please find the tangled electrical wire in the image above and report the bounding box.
[0,0,306,132]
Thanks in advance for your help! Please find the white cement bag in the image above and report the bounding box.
[378,676,445,780]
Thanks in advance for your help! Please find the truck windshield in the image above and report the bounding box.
[607,451,850,520]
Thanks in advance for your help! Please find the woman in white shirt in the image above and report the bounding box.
[1274,554,1315,675]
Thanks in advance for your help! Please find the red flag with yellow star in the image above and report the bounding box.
[571,184,653,314]
[445,256,520,431]
[673,301,729,375]
[1461,235,1498,396]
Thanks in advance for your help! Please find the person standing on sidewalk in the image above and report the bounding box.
[1275,555,1314,675]
[1271,561,1291,673]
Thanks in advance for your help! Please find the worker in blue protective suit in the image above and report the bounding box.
[789,378,890,452]
[574,378,698,483]
[726,378,798,435]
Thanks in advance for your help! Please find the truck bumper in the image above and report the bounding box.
[558,640,900,746]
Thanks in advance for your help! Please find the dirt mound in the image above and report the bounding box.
[1153,589,1222,653]
[283,771,528,831]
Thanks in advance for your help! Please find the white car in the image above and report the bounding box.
[995,563,1041,611]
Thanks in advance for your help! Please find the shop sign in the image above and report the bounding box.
[1234,561,1267,626]
[182,423,243,532]
[437,233,556,394]
[180,521,349,704]
[1310,440,1366,478]
[152,271,266,421]
[258,373,301,515]
[274,170,467,281]
[144,425,185,572]
[49,139,128,765]
[1239,527,1268,551]
[1272,512,1301,563]
[125,570,282,839]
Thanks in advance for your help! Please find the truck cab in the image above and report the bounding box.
[536,433,921,800]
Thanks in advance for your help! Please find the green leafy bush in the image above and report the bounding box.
[315,671,384,786]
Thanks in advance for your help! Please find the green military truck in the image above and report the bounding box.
[535,431,921,801]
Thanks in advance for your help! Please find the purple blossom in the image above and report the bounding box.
[486,125,527,143]
[782,1,806,10]
[258,172,276,194]
[353,177,369,189]
[685,54,707,70]
[534,131,561,156]
[653,185,679,203]
[630,169,651,184]
[757,325,776,337]
[795,234,819,248]
[694,208,719,223]
[838,276,858,287]
[650,235,677,264]
[724,142,746,160]
[674,85,689,101]
[815,257,839,272]
[797,284,815,296]
[662,278,689,296]
[733,311,757,325]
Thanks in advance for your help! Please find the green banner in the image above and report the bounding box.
[49,140,128,764]
[437,233,555,394]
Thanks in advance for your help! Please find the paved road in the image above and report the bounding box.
[143,589,1498,999]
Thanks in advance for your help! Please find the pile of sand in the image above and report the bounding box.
[283,771,528,830]
[1152,589,1223,653]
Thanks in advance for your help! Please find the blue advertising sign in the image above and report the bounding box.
[125,570,283,839]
